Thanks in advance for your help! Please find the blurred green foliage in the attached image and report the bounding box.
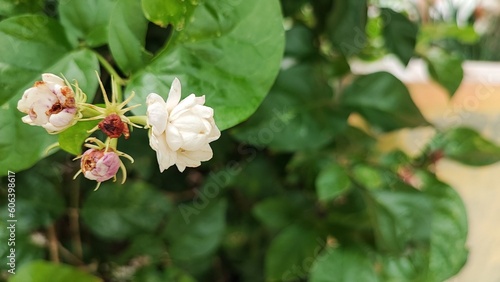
[1,0,499,281]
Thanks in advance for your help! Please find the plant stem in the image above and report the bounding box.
[46,224,60,263]
[69,180,83,259]
[94,51,126,86]
[128,115,148,126]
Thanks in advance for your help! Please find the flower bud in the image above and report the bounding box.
[17,73,81,133]
[81,148,120,182]
[98,113,130,139]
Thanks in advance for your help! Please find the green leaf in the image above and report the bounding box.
[432,127,500,166]
[81,181,171,240]
[341,72,429,132]
[9,261,101,282]
[142,0,197,28]
[126,0,285,130]
[315,163,351,202]
[0,15,72,105]
[366,190,432,253]
[164,199,227,260]
[420,173,468,281]
[0,100,56,175]
[58,0,117,47]
[0,0,44,17]
[231,62,348,151]
[425,48,464,97]
[59,120,100,155]
[108,0,152,74]
[265,224,320,281]
[326,0,368,57]
[309,247,378,282]
[381,8,418,65]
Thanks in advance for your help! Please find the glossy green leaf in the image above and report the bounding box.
[141,0,197,28]
[341,72,429,131]
[265,224,320,281]
[231,63,348,151]
[425,48,464,97]
[315,163,351,202]
[164,199,227,260]
[377,247,430,282]
[0,15,73,105]
[59,0,117,47]
[309,247,378,282]
[421,173,468,281]
[326,0,368,57]
[109,0,152,74]
[381,8,418,65]
[58,120,100,156]
[366,190,432,253]
[9,261,101,282]
[126,0,285,130]
[432,127,500,166]
[81,181,172,240]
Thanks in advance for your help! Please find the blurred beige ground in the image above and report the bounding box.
[353,58,500,281]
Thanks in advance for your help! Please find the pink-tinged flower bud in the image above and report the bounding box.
[80,149,120,182]
[17,73,81,133]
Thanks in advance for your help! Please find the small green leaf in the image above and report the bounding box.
[127,0,285,130]
[141,0,197,28]
[309,247,378,282]
[425,48,464,97]
[9,261,101,282]
[381,8,418,65]
[341,72,429,131]
[164,199,227,260]
[326,0,368,57]
[59,120,100,155]
[315,163,351,202]
[109,0,153,74]
[432,127,500,166]
[81,181,171,240]
[265,224,320,281]
[58,0,118,47]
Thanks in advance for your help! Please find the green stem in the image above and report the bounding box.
[128,115,148,127]
[93,51,126,86]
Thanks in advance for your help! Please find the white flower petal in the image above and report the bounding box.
[146,100,168,135]
[156,134,177,172]
[48,109,76,127]
[170,94,197,120]
[166,123,183,151]
[42,73,65,92]
[165,78,181,111]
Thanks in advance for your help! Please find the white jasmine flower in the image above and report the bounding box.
[17,73,85,133]
[146,78,221,172]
